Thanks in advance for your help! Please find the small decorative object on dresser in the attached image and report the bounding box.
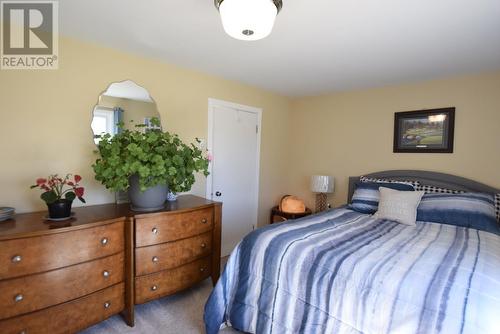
[393,107,455,153]
[30,174,86,220]
[0,207,15,222]
[166,190,178,202]
[310,175,334,212]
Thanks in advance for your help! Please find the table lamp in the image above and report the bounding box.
[311,175,334,212]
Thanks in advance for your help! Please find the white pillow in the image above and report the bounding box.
[374,187,425,226]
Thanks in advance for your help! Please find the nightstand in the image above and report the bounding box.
[270,206,312,224]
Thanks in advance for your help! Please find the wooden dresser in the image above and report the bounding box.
[0,206,133,334]
[0,195,221,332]
[133,196,222,306]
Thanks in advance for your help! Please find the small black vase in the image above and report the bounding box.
[47,199,72,219]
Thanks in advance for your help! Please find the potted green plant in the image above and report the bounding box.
[31,174,86,219]
[165,139,211,202]
[92,118,209,211]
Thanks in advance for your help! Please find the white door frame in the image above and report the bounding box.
[206,98,262,228]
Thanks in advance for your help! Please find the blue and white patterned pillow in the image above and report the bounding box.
[350,181,416,214]
[417,192,499,234]
[495,193,500,222]
[416,184,464,194]
[360,176,420,189]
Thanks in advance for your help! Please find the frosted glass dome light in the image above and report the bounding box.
[215,0,283,41]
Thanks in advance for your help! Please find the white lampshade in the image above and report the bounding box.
[218,0,279,41]
[310,175,334,193]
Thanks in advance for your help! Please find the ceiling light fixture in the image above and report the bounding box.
[214,0,283,41]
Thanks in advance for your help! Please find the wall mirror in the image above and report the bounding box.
[91,80,161,144]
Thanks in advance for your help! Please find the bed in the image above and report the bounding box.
[204,171,500,334]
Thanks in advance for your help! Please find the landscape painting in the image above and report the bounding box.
[393,108,455,153]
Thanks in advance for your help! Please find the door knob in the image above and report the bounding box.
[215,191,222,197]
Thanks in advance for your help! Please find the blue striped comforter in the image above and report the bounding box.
[204,208,500,334]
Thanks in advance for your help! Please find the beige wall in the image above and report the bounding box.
[289,71,500,210]
[1,35,498,227]
[0,37,291,227]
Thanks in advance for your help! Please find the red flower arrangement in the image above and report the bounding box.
[31,174,86,204]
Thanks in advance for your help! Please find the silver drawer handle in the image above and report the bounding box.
[104,301,111,309]
[151,285,158,291]
[201,218,208,224]
[152,256,159,263]
[201,243,207,248]
[152,227,158,234]
[19,330,27,334]
[101,237,108,245]
[200,267,205,273]
[14,294,23,302]
[11,255,22,263]
[103,270,110,278]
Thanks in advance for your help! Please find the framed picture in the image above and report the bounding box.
[393,107,455,153]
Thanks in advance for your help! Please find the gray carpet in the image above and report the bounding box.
[82,279,237,334]
[83,257,235,334]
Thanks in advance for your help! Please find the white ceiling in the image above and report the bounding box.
[60,0,500,97]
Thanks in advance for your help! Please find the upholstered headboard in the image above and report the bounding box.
[347,170,500,203]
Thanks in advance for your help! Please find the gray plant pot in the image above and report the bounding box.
[128,175,167,212]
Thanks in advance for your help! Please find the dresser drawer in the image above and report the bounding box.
[0,282,124,334]
[136,232,212,276]
[135,256,211,304]
[0,221,124,280]
[0,252,124,320]
[135,208,213,247]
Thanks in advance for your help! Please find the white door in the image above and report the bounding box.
[208,99,261,257]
